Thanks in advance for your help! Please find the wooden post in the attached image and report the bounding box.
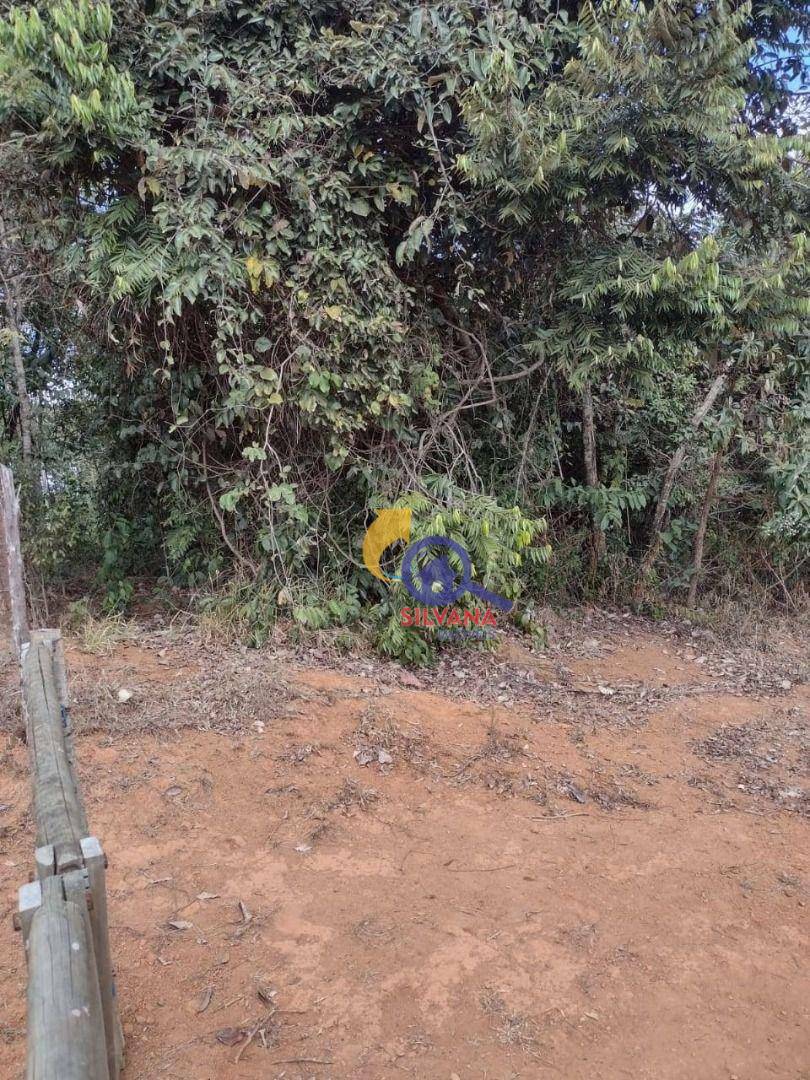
[82,837,125,1079]
[0,463,29,655]
[25,874,110,1080]
[16,879,42,946]
[22,638,88,872]
[31,629,70,710]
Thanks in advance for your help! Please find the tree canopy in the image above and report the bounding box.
[0,0,807,649]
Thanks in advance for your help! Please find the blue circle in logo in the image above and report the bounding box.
[401,536,472,605]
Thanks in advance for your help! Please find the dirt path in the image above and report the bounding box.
[1,614,807,1078]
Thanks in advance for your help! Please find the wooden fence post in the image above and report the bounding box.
[8,487,123,1079]
[21,638,88,871]
[19,632,124,1079]
[82,837,125,1079]
[25,874,110,1080]
[0,464,29,655]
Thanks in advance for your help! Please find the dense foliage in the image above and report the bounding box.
[0,0,807,645]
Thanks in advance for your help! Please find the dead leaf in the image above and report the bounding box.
[238,900,252,923]
[257,985,277,1006]
[215,1027,246,1046]
[196,986,214,1014]
[117,688,134,703]
[168,919,193,931]
[196,892,220,901]
[165,786,183,798]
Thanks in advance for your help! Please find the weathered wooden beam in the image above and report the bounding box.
[29,629,89,830]
[31,629,69,711]
[22,638,88,872]
[16,879,42,945]
[81,837,125,1079]
[0,464,29,655]
[25,874,110,1080]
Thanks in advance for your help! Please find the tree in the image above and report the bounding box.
[0,0,806,620]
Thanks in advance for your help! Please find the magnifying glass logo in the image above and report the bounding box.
[401,536,513,611]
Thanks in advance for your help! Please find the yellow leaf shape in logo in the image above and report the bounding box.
[362,508,412,582]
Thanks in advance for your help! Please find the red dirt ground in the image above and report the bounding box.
[0,615,808,1079]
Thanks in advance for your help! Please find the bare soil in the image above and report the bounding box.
[0,611,808,1079]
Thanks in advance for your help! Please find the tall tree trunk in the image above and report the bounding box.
[687,446,724,608]
[581,382,606,569]
[0,212,34,475]
[637,365,729,587]
[3,277,33,470]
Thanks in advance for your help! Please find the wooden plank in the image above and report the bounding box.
[0,464,29,655]
[31,629,70,710]
[22,639,88,871]
[16,879,42,946]
[81,837,125,1079]
[29,630,89,829]
[25,874,110,1080]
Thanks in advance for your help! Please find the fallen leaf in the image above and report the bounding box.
[215,1027,246,1046]
[117,688,133,703]
[238,900,252,923]
[196,986,214,1013]
[196,892,220,901]
[168,919,193,931]
[165,786,183,798]
[257,985,277,1006]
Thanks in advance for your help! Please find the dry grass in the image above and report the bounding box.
[479,987,543,1055]
[65,599,136,655]
[68,646,296,736]
[351,706,428,766]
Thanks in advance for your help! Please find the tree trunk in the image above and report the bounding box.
[581,382,606,568]
[637,365,729,586]
[687,446,724,608]
[4,277,33,469]
[0,212,34,475]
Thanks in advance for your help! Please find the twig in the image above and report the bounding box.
[443,861,518,873]
[530,812,590,821]
[234,1012,274,1064]
[267,1058,334,1066]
